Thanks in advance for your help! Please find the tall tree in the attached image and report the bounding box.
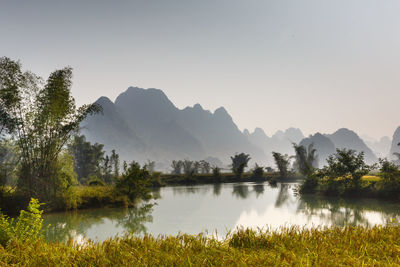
[272,152,290,178]
[292,143,318,177]
[230,153,251,178]
[68,135,105,183]
[0,57,100,200]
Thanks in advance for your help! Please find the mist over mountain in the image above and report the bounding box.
[325,128,377,164]
[81,87,265,170]
[81,87,383,170]
[245,127,304,166]
[362,135,391,158]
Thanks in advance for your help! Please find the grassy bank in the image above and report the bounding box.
[1,225,400,266]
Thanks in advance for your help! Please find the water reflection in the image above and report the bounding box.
[172,186,209,195]
[42,182,400,242]
[232,184,249,199]
[274,184,292,208]
[213,183,222,196]
[44,203,154,243]
[252,184,264,198]
[298,195,400,227]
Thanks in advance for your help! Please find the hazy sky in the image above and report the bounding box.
[1,0,399,139]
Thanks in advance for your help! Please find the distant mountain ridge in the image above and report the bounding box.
[81,86,384,170]
[81,87,265,169]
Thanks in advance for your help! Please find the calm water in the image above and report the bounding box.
[43,182,400,243]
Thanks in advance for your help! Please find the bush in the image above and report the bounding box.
[0,198,43,247]
[115,161,152,201]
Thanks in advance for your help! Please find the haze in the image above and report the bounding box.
[1,0,399,139]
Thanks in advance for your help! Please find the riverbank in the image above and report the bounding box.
[160,172,301,185]
[1,225,399,266]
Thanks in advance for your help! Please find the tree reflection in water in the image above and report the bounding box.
[253,183,264,198]
[232,184,249,199]
[298,195,400,227]
[43,203,154,243]
[213,183,222,196]
[274,183,294,208]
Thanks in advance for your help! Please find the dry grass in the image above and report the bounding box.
[1,225,400,266]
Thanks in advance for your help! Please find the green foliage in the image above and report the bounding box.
[68,135,105,183]
[300,149,374,195]
[0,57,101,201]
[272,152,290,177]
[115,162,152,202]
[230,153,251,178]
[377,158,400,193]
[0,139,18,198]
[56,151,78,192]
[322,149,372,191]
[0,198,43,247]
[87,176,106,186]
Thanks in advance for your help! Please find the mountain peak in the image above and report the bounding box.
[214,107,229,117]
[253,128,268,139]
[115,86,176,113]
[95,96,113,106]
[193,103,203,110]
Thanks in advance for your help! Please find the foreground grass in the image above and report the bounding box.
[1,225,400,266]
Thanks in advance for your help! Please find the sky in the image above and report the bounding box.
[1,0,400,140]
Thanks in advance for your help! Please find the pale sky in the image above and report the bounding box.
[1,0,399,139]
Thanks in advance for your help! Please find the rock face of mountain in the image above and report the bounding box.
[389,126,400,160]
[81,87,264,168]
[299,133,336,167]
[81,96,146,161]
[325,128,377,164]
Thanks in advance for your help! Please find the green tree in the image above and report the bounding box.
[0,198,44,247]
[0,57,100,201]
[322,149,371,190]
[68,135,105,183]
[115,161,152,202]
[0,140,19,198]
[377,158,400,193]
[231,153,251,178]
[102,155,112,183]
[272,152,290,178]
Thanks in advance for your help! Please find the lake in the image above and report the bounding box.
[43,182,400,243]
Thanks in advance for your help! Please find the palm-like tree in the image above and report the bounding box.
[292,143,318,176]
